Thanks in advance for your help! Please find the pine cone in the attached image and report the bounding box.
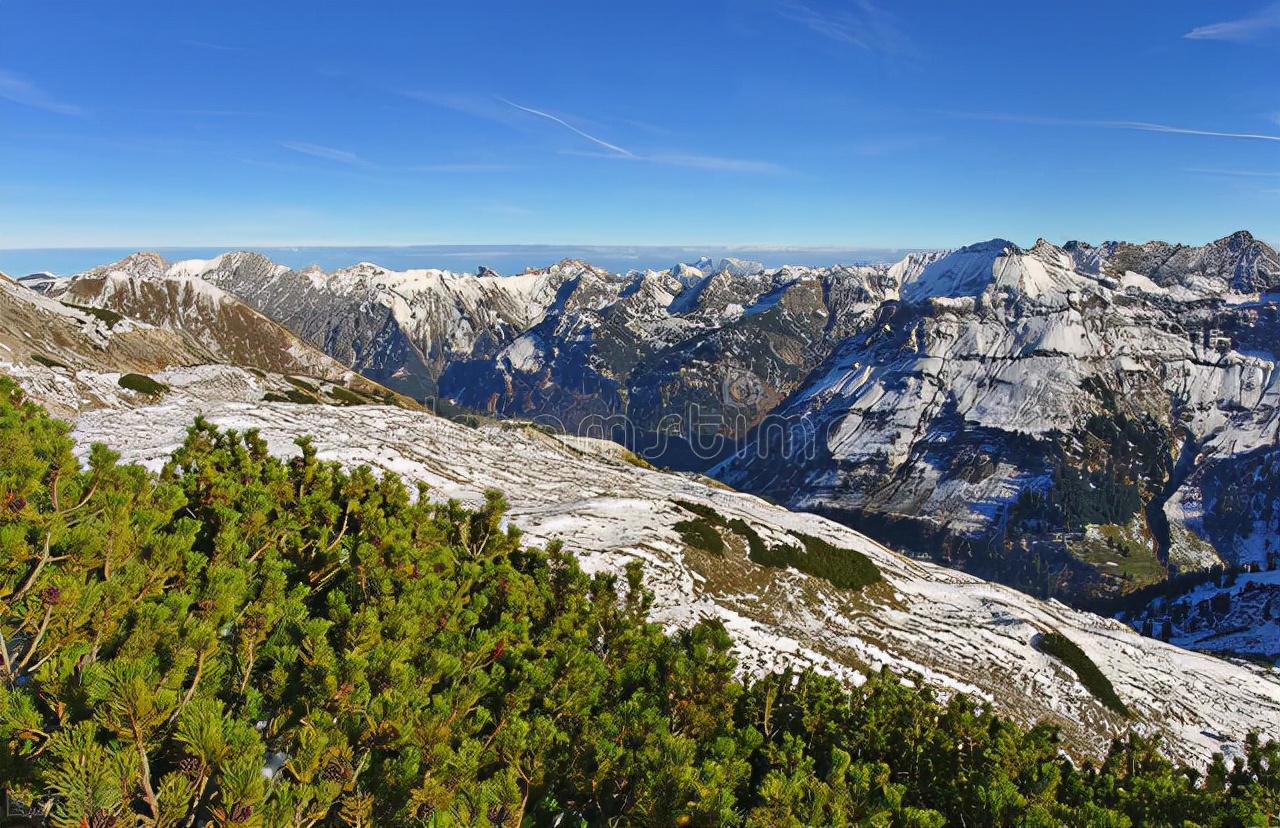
[179,756,202,780]
[229,804,253,822]
[319,759,350,782]
[39,585,61,606]
[487,804,510,825]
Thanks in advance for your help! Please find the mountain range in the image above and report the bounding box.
[2,231,1278,767]
[25,233,1278,608]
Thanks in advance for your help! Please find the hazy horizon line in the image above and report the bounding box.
[3,232,1273,279]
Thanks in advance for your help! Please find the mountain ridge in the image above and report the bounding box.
[22,231,1280,653]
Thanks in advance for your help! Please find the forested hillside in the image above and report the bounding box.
[1,378,1277,827]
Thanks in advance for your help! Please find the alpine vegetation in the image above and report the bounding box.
[2,378,1279,826]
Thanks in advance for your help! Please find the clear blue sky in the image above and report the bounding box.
[1,0,1277,249]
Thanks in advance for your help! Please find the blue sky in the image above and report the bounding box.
[1,0,1277,250]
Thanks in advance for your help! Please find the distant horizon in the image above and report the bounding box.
[0,243,922,278]
[1,228,1275,279]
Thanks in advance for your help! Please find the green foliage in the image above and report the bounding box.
[327,386,367,406]
[1,376,1277,827]
[672,500,880,591]
[674,517,725,557]
[117,373,170,395]
[751,530,883,592]
[1038,632,1130,716]
[285,375,319,393]
[29,354,69,370]
[619,449,655,470]
[1069,523,1167,594]
[265,388,320,405]
[60,301,123,328]
[672,500,756,558]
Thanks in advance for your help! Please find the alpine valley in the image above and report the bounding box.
[2,231,1278,774]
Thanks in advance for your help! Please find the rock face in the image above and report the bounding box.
[48,253,358,381]
[148,253,900,465]
[41,232,1279,618]
[0,268,209,381]
[0,261,407,418]
[718,236,1279,607]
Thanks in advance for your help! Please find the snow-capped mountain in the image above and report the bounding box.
[95,251,899,464]
[717,235,1278,616]
[0,262,409,417]
[36,233,1279,642]
[46,252,360,381]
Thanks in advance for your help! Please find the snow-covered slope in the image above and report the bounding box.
[47,232,1278,639]
[0,269,214,415]
[1,265,413,419]
[63,393,1280,770]
[718,235,1279,610]
[49,252,362,381]
[92,251,895,461]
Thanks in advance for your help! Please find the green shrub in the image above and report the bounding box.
[620,449,656,470]
[751,530,882,592]
[117,373,169,395]
[61,301,123,328]
[0,375,1275,827]
[675,500,723,523]
[329,385,367,406]
[30,354,70,370]
[262,389,319,405]
[1038,632,1129,716]
[675,518,725,557]
[285,375,319,393]
[727,518,768,560]
[285,388,319,405]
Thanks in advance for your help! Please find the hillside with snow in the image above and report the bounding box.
[49,384,1280,770]
[23,231,1280,654]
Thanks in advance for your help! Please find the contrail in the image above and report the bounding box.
[1120,121,1280,142]
[498,97,633,157]
[945,112,1280,143]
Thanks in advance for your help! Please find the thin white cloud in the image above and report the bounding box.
[279,141,365,164]
[1185,168,1280,178]
[402,91,513,124]
[498,97,633,157]
[950,112,1280,142]
[407,163,526,173]
[408,90,778,172]
[1184,2,1280,42]
[645,153,782,173]
[777,0,914,57]
[563,150,783,174]
[180,39,244,52]
[0,70,81,115]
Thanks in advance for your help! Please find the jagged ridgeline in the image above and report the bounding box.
[41,232,1279,616]
[3,379,1278,826]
